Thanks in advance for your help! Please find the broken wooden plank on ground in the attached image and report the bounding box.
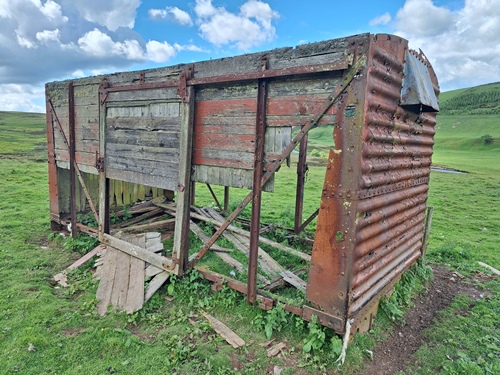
[54,244,106,287]
[205,207,285,279]
[280,271,307,292]
[263,268,307,292]
[477,261,500,276]
[96,246,119,315]
[123,234,146,313]
[145,271,170,302]
[202,312,245,349]
[267,341,287,357]
[119,218,175,233]
[115,207,165,228]
[183,206,311,262]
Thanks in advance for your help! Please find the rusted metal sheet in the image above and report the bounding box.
[401,50,439,112]
[306,34,439,333]
[347,35,438,324]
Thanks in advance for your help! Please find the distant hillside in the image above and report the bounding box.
[439,81,500,115]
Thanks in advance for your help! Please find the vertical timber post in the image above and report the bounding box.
[294,127,308,234]
[45,88,61,231]
[248,56,268,304]
[98,79,110,240]
[68,82,78,239]
[223,186,230,213]
[173,82,195,276]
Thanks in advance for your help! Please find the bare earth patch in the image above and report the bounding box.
[359,266,488,375]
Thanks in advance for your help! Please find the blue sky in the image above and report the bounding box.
[1,0,499,112]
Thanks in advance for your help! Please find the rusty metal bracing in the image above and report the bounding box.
[190,54,367,268]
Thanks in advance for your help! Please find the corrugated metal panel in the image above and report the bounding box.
[347,35,439,317]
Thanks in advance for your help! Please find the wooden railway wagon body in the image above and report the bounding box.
[46,33,439,334]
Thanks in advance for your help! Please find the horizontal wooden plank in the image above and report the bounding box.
[193,149,254,169]
[107,88,178,102]
[107,102,180,118]
[194,119,255,135]
[55,150,97,166]
[267,114,336,127]
[194,133,255,153]
[106,168,178,191]
[107,117,180,132]
[192,165,274,192]
[195,99,257,117]
[107,129,180,149]
[196,83,257,101]
[267,95,336,116]
[106,156,179,178]
[106,143,179,163]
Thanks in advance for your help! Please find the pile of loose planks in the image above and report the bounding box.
[56,196,312,315]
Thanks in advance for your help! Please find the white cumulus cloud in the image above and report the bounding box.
[394,0,500,90]
[36,29,61,43]
[67,0,141,31]
[149,6,193,26]
[369,12,391,26]
[146,40,177,63]
[194,0,279,49]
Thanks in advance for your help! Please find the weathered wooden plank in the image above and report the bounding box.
[106,169,178,191]
[106,129,180,149]
[120,218,175,233]
[106,156,179,177]
[106,117,181,132]
[116,207,164,228]
[280,270,307,292]
[192,164,275,192]
[202,312,245,349]
[55,150,97,166]
[189,209,311,262]
[189,221,243,272]
[106,143,179,162]
[194,133,255,153]
[96,246,119,315]
[195,83,257,100]
[123,234,146,313]
[124,255,144,313]
[172,85,194,275]
[110,249,131,308]
[195,99,257,117]
[107,88,178,102]
[264,127,291,155]
[204,208,282,278]
[102,233,173,271]
[193,149,254,169]
[144,271,170,302]
[194,120,255,135]
[145,264,164,278]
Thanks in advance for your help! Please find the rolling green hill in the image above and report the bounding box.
[439,81,500,115]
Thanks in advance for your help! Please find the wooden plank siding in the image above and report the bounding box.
[46,35,353,215]
[105,100,181,191]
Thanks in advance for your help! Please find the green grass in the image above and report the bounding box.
[1,93,499,375]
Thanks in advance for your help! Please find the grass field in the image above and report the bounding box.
[0,99,499,374]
